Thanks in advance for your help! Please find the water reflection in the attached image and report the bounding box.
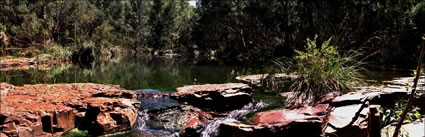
[0,57,261,91]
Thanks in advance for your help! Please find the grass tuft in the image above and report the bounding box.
[285,35,364,107]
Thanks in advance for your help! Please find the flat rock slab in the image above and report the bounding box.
[171,83,252,111]
[331,88,409,107]
[381,119,425,137]
[235,73,297,88]
[252,104,329,126]
[327,104,364,129]
[0,83,139,137]
[217,104,328,137]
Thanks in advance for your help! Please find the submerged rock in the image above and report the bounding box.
[171,83,252,111]
[0,83,140,137]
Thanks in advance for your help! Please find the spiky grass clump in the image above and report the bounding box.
[288,35,363,106]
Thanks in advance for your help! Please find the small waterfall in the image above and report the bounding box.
[200,101,267,137]
[135,110,149,131]
[134,109,180,137]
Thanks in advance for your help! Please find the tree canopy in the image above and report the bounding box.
[1,0,424,67]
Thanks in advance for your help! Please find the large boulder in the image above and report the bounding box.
[171,83,252,111]
[0,83,140,137]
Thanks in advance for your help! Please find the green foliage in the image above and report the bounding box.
[0,0,424,67]
[0,0,196,58]
[411,1,425,32]
[381,97,423,129]
[287,36,363,106]
[60,129,88,137]
[47,43,70,58]
[193,0,425,66]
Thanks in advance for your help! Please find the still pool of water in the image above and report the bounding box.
[0,58,263,91]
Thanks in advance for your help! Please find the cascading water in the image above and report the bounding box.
[131,89,181,137]
[125,89,275,137]
[200,101,267,137]
[135,110,149,131]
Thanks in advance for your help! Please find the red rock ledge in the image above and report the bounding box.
[0,83,140,137]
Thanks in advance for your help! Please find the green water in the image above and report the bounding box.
[1,57,413,91]
[0,58,263,91]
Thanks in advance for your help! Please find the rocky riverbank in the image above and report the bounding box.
[134,78,425,137]
[0,56,69,71]
[213,75,425,137]
[0,83,140,137]
[1,75,424,137]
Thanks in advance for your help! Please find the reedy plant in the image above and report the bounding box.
[287,35,363,107]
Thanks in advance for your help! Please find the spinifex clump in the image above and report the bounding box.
[288,35,363,107]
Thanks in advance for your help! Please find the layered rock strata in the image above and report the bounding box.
[0,83,140,137]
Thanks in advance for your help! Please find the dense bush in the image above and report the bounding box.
[0,0,195,58]
[1,0,425,67]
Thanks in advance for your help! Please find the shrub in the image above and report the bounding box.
[287,35,363,106]
[60,129,88,137]
[47,43,70,58]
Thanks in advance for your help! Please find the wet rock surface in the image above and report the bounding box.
[171,83,252,111]
[0,83,139,136]
[218,104,328,137]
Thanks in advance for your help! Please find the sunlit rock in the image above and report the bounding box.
[0,83,140,136]
[171,83,252,111]
[381,119,425,137]
[218,104,328,137]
